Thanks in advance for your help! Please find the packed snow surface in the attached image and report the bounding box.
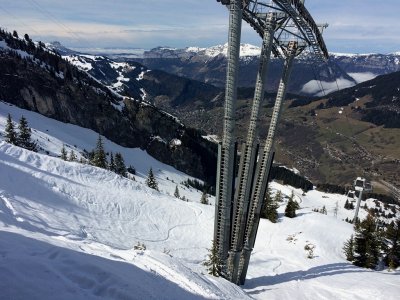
[0,102,399,299]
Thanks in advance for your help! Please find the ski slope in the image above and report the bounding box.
[0,102,399,299]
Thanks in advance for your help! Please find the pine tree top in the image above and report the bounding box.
[4,113,17,145]
[146,168,159,191]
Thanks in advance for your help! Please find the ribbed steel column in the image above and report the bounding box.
[213,0,243,274]
[238,42,298,285]
[227,12,277,284]
[353,189,364,223]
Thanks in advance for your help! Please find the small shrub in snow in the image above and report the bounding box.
[69,150,77,161]
[127,165,136,175]
[134,242,146,251]
[312,206,327,215]
[200,191,209,205]
[305,243,316,259]
[344,199,355,210]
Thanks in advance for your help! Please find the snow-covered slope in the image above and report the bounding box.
[1,103,399,299]
[63,54,146,96]
[0,142,249,299]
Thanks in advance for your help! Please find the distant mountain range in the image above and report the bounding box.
[0,30,217,183]
[50,42,400,96]
[3,35,398,189]
[132,44,400,95]
[65,43,399,95]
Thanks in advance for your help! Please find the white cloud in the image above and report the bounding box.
[301,78,356,96]
[1,0,399,52]
[348,72,377,84]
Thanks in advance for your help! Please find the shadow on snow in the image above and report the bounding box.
[0,231,207,300]
[245,262,399,290]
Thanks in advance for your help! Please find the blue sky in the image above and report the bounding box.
[1,0,399,53]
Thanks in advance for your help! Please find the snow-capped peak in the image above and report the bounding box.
[185,43,261,58]
[330,51,400,58]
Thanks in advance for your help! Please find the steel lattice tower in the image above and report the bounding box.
[214,0,329,285]
[213,0,243,271]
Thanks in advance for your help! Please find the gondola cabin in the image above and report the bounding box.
[353,177,373,193]
[347,190,356,203]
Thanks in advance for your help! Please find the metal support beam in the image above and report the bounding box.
[213,0,243,274]
[353,189,363,223]
[227,12,277,284]
[238,41,298,285]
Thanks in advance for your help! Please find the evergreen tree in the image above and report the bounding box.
[69,150,77,161]
[174,185,180,198]
[114,152,127,177]
[203,240,222,277]
[127,165,136,175]
[344,199,349,209]
[201,190,209,205]
[321,205,327,215]
[12,30,18,38]
[146,168,159,191]
[285,191,298,218]
[87,150,95,164]
[345,199,355,210]
[334,201,339,218]
[4,114,17,145]
[92,135,107,169]
[60,144,68,161]
[109,152,116,172]
[274,190,283,202]
[17,116,36,151]
[261,188,279,223]
[384,219,400,269]
[353,213,381,269]
[343,234,355,261]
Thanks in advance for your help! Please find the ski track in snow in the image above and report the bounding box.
[0,103,399,299]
